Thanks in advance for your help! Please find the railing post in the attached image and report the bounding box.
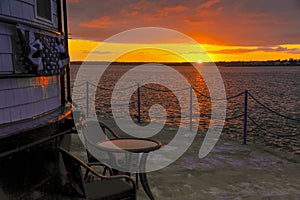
[137,83,141,123]
[86,81,89,118]
[243,90,248,145]
[189,86,193,131]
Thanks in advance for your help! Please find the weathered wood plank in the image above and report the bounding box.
[0,0,11,16]
[1,0,59,29]
[21,2,34,20]
[0,22,14,35]
[0,54,13,73]
[0,90,14,108]
[0,35,12,53]
[52,0,57,15]
[0,108,10,124]
[10,0,23,19]
[20,0,35,5]
[0,76,60,124]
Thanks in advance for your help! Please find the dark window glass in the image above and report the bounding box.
[37,0,51,21]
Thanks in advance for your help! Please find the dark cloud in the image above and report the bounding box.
[67,0,300,46]
[81,50,113,54]
[208,46,300,54]
[67,0,81,3]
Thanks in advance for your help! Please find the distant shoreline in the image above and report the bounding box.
[70,61,300,67]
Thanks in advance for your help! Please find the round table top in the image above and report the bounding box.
[96,138,162,153]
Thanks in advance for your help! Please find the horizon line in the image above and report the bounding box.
[70,58,300,63]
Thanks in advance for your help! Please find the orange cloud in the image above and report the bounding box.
[132,0,153,10]
[125,11,139,16]
[69,39,300,62]
[68,0,300,46]
[184,19,213,26]
[199,0,220,9]
[159,5,188,16]
[80,16,115,28]
[67,0,300,62]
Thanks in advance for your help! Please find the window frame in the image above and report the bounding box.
[35,0,53,24]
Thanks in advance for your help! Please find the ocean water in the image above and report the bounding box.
[70,64,300,153]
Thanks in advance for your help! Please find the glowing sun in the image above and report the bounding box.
[197,59,203,64]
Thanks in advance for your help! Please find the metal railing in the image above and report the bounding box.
[73,81,300,145]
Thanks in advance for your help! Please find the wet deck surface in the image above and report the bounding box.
[68,120,300,200]
[1,120,299,199]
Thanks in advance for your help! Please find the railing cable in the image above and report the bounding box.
[249,92,300,121]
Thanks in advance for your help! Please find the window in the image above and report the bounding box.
[36,0,52,21]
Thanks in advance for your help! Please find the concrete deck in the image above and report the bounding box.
[69,120,300,200]
[3,119,297,199]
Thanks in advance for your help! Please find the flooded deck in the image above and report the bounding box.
[1,120,299,199]
[69,120,300,200]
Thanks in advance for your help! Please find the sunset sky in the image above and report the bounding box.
[67,0,300,62]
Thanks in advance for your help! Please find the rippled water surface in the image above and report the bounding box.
[71,64,300,153]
